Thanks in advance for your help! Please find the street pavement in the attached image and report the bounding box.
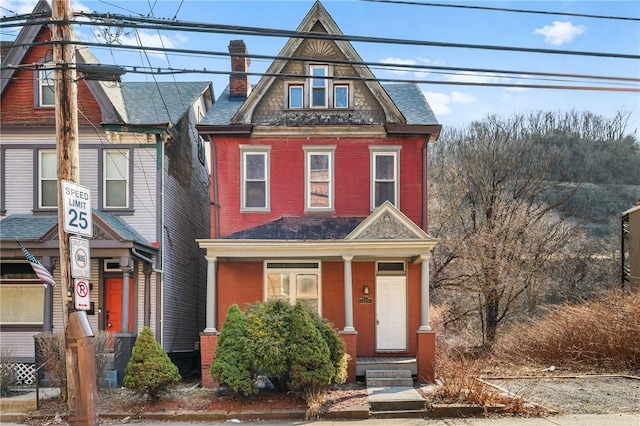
[5,413,639,425]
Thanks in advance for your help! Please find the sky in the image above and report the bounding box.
[2,0,639,136]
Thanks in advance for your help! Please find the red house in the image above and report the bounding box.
[197,1,441,385]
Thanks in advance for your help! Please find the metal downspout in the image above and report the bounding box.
[211,138,220,238]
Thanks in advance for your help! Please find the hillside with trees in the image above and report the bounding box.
[428,110,640,348]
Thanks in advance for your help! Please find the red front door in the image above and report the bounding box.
[105,277,134,333]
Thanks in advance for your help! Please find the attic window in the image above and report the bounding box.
[284,64,350,110]
[38,63,55,107]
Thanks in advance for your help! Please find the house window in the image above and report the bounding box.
[371,147,401,209]
[304,146,335,211]
[103,149,129,209]
[241,146,270,211]
[334,84,349,108]
[265,261,321,314]
[310,65,328,108]
[38,64,55,107]
[1,262,45,324]
[39,150,57,209]
[289,84,303,109]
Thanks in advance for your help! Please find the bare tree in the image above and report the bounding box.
[429,114,579,347]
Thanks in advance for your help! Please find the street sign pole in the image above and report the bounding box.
[52,0,99,423]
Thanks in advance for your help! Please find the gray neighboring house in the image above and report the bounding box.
[0,0,212,384]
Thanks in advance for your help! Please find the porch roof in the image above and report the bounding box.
[223,216,366,240]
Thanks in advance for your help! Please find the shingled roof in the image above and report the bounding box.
[224,216,366,240]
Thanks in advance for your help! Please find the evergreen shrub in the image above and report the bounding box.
[123,327,181,401]
[210,304,257,397]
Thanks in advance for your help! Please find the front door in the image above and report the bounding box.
[375,275,407,351]
[105,277,134,333]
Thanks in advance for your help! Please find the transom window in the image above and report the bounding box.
[371,147,401,209]
[241,146,270,211]
[38,64,55,107]
[39,150,57,209]
[265,261,321,314]
[304,146,335,211]
[103,149,130,209]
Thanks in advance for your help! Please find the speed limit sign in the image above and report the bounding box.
[62,180,93,237]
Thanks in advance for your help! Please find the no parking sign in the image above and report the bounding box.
[74,279,90,310]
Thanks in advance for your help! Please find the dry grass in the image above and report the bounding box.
[496,289,640,372]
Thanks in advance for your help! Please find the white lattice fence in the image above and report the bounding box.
[9,362,35,385]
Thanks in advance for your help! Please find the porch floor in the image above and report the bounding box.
[356,356,417,377]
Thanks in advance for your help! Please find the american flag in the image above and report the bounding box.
[17,241,56,288]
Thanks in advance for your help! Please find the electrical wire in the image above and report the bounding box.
[361,0,640,22]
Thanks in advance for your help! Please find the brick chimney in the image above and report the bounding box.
[228,40,251,98]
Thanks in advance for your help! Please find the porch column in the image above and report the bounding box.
[143,262,152,328]
[419,254,431,331]
[342,255,355,332]
[203,256,218,333]
[120,259,132,333]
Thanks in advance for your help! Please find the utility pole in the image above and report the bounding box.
[52,0,99,424]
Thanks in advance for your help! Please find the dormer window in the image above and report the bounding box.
[285,64,350,110]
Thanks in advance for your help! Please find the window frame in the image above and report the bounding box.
[304,146,335,212]
[370,146,401,210]
[0,262,46,325]
[288,83,304,109]
[37,63,56,108]
[333,84,350,109]
[309,65,329,108]
[240,145,271,212]
[38,150,57,209]
[264,260,322,315]
[102,148,131,210]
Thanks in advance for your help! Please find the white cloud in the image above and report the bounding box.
[534,21,586,46]
[446,72,501,84]
[424,91,477,116]
[381,56,437,78]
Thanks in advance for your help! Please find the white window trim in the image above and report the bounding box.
[240,145,271,212]
[287,82,304,109]
[38,64,55,108]
[304,146,335,212]
[309,64,329,108]
[333,83,350,109]
[38,150,57,209]
[370,146,401,210]
[264,260,322,315]
[103,149,130,209]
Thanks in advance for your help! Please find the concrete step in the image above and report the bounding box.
[366,369,413,387]
[367,386,425,412]
[370,409,428,419]
[366,377,414,387]
[366,369,412,379]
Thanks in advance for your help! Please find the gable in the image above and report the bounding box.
[231,1,404,126]
[346,201,429,240]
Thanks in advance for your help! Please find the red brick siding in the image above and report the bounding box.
[211,135,427,237]
[216,261,263,326]
[1,26,103,127]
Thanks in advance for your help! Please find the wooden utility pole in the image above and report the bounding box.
[52,0,99,424]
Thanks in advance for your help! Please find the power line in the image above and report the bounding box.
[362,0,640,22]
[4,14,639,60]
[7,39,637,87]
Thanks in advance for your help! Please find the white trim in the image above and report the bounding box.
[38,64,55,108]
[103,149,130,209]
[309,64,329,108]
[240,145,271,212]
[304,146,335,212]
[38,150,57,209]
[263,260,322,315]
[370,146,401,210]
